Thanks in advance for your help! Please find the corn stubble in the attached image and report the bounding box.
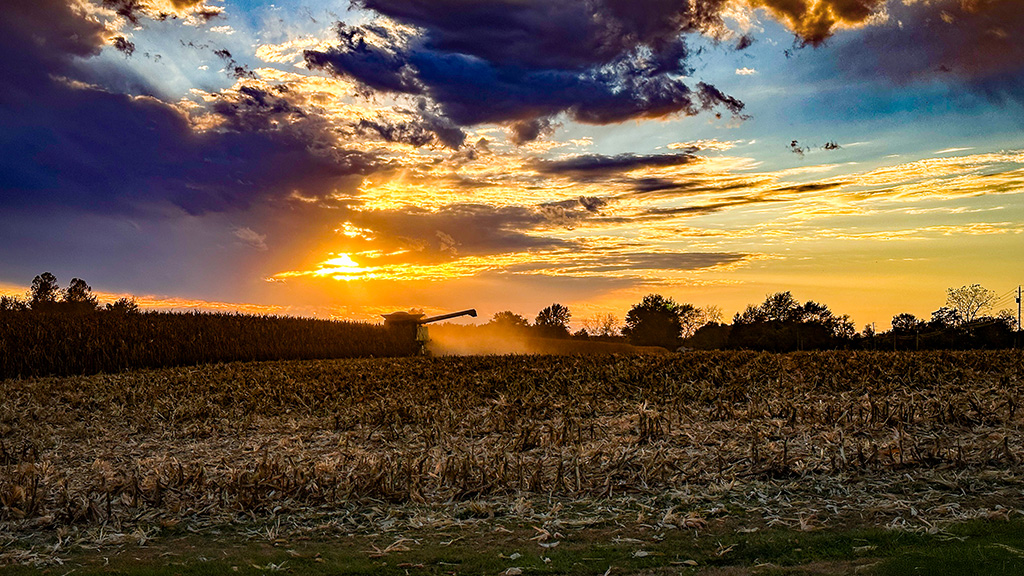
[1,351,1023,541]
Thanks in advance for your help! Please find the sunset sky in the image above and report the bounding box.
[2,0,1023,329]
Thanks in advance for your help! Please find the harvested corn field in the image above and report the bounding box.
[2,351,1024,571]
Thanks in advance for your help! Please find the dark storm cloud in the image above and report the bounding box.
[0,85,383,215]
[352,109,466,149]
[0,0,386,216]
[829,0,1024,100]
[212,47,257,80]
[356,0,725,70]
[4,0,106,84]
[304,0,745,142]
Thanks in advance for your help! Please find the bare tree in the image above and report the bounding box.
[945,284,997,325]
[679,305,722,338]
[582,312,620,337]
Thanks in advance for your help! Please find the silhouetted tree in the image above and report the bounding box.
[623,294,684,349]
[733,304,762,324]
[891,313,924,333]
[63,277,98,314]
[730,292,853,351]
[488,311,530,330]
[996,309,1019,332]
[685,322,731,349]
[945,284,996,325]
[761,291,802,322]
[535,303,571,338]
[29,272,61,312]
[930,306,961,329]
[0,295,28,312]
[105,297,140,314]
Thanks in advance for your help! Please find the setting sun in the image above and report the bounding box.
[314,253,369,281]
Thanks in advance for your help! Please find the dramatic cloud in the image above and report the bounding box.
[509,118,556,146]
[747,0,885,46]
[506,252,749,276]
[355,108,466,149]
[356,0,726,70]
[0,0,385,216]
[210,85,306,131]
[529,151,741,196]
[0,84,383,215]
[304,0,746,143]
[5,0,106,89]
[101,0,222,25]
[534,152,702,178]
[342,203,592,259]
[829,0,1024,100]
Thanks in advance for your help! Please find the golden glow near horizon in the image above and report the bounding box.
[268,149,1024,299]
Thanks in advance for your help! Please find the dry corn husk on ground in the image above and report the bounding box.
[1,351,1022,565]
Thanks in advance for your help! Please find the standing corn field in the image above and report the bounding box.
[0,310,417,378]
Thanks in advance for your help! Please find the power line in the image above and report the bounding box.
[995,287,1016,300]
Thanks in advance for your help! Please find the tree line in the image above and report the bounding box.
[3,272,1019,355]
[485,284,1020,351]
[1,272,138,314]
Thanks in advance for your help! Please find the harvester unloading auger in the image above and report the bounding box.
[382,309,477,355]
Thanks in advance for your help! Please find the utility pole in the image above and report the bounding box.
[1016,285,1022,350]
[1017,285,1021,331]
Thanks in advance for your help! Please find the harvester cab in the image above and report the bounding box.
[382,309,477,355]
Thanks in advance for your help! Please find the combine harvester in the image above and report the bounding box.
[382,309,477,355]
